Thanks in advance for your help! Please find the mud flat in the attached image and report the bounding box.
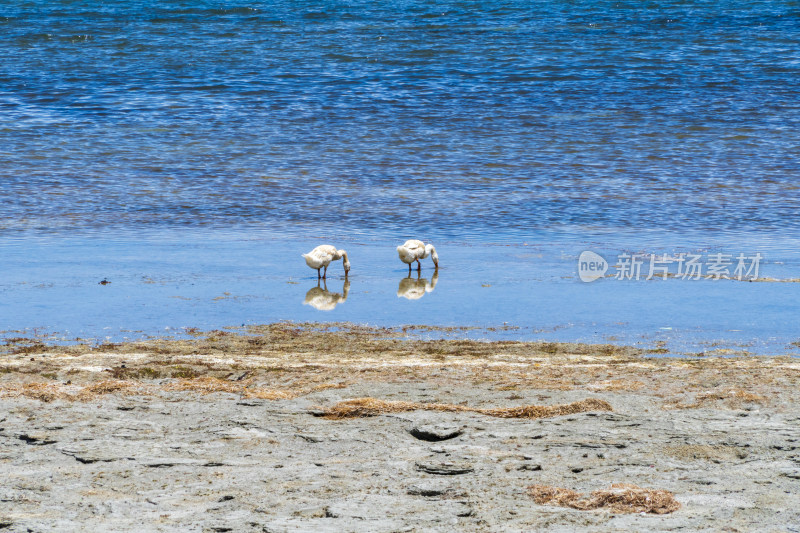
[1,323,799,532]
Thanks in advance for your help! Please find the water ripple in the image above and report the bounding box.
[0,1,798,241]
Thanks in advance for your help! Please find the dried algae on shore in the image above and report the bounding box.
[529,483,681,514]
[0,322,796,413]
[318,397,612,419]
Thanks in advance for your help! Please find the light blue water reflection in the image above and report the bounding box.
[1,229,798,355]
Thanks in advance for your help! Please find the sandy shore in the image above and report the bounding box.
[2,323,799,532]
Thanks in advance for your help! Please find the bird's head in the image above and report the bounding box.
[338,249,350,276]
[427,244,439,269]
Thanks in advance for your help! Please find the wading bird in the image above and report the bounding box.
[397,240,439,272]
[301,245,350,279]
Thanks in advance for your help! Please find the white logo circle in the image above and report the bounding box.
[578,251,608,282]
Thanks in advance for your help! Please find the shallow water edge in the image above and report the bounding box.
[1,228,799,355]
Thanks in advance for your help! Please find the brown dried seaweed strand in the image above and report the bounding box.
[529,483,681,514]
[320,397,612,419]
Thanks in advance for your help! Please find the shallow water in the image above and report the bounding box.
[1,229,798,355]
[1,1,799,352]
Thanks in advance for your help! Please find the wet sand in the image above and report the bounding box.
[2,323,799,531]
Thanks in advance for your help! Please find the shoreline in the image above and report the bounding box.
[2,323,799,531]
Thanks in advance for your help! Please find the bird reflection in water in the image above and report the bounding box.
[303,279,350,311]
[396,270,439,300]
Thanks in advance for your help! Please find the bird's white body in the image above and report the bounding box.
[302,245,350,278]
[396,239,439,271]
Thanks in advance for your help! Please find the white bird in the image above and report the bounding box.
[397,239,439,272]
[397,270,439,300]
[301,245,350,279]
[304,279,350,311]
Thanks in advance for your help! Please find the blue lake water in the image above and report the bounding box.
[1,1,799,353]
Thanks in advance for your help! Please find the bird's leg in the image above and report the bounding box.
[416,260,422,272]
[408,263,412,274]
[317,268,321,279]
[323,265,328,279]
